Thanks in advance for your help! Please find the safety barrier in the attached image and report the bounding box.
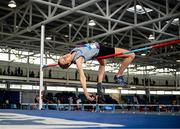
[20,103,180,114]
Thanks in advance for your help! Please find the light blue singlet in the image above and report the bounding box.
[71,43,100,63]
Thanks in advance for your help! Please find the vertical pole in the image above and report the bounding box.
[178,72,180,88]
[81,104,84,111]
[48,0,52,16]
[19,91,22,108]
[143,66,145,86]
[29,3,32,27]
[69,23,72,43]
[127,67,129,84]
[112,104,115,113]
[166,0,169,14]
[178,17,180,36]
[75,87,79,97]
[72,0,75,8]
[8,49,11,61]
[175,71,177,89]
[1,22,3,39]
[27,56,30,82]
[96,104,99,112]
[39,24,45,110]
[107,0,111,33]
[148,87,151,103]
[111,35,113,47]
[106,0,109,17]
[87,17,89,39]
[134,0,137,24]
[152,25,155,40]
[158,7,161,30]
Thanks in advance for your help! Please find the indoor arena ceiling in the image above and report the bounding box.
[0,0,180,71]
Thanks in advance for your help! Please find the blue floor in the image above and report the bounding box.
[0,109,180,128]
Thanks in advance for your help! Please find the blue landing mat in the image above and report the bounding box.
[0,109,179,128]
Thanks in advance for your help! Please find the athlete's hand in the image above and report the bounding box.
[85,92,95,101]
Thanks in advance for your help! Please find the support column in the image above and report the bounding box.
[69,23,72,43]
[39,24,45,110]
[27,56,30,82]
[175,71,177,90]
[134,0,137,24]
[179,17,180,36]
[8,49,11,62]
[86,17,90,38]
[75,87,79,97]
[127,67,129,84]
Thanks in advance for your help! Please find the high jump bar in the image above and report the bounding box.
[43,39,180,68]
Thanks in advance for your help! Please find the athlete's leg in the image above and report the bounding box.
[113,48,135,86]
[97,59,106,102]
[115,48,135,76]
[97,59,106,83]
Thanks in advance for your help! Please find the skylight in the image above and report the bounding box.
[127,5,153,14]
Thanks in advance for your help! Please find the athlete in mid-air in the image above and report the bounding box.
[58,41,135,101]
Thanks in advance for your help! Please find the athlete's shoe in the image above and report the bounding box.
[97,82,105,102]
[114,75,128,86]
[97,82,105,94]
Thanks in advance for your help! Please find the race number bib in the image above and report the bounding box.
[85,43,97,49]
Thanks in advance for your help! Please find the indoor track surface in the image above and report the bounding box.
[0,110,180,129]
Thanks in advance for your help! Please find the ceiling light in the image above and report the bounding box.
[176,60,180,63]
[69,24,72,27]
[148,34,155,40]
[172,18,179,25]
[127,5,153,14]
[64,35,69,38]
[45,36,52,40]
[8,0,16,8]
[88,20,96,26]
[141,53,146,56]
[166,18,179,26]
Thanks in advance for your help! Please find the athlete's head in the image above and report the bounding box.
[58,54,72,69]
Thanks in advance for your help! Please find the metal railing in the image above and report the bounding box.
[19,103,180,114]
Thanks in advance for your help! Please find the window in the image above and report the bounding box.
[10,84,21,89]
[157,91,164,95]
[0,53,8,61]
[136,90,145,95]
[0,84,6,88]
[78,88,97,93]
[105,89,119,94]
[21,85,32,90]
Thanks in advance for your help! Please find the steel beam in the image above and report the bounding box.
[132,37,179,49]
[74,12,180,44]
[1,0,101,43]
